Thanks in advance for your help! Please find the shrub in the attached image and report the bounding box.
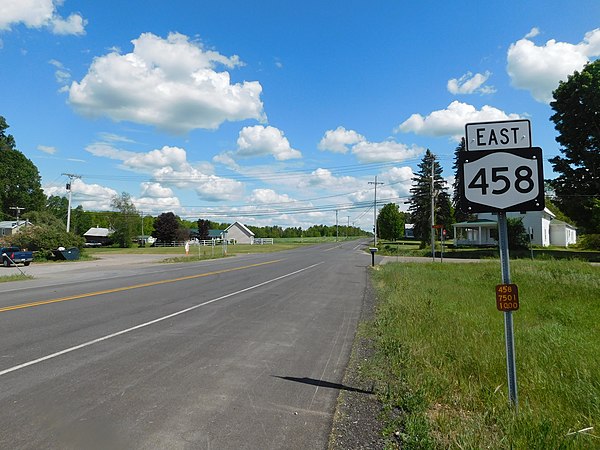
[579,234,600,250]
[10,225,84,259]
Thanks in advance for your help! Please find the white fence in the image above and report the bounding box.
[151,237,273,246]
[254,238,273,245]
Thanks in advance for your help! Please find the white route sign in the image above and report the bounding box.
[462,151,541,210]
[466,119,531,151]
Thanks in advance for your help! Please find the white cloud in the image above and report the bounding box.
[139,182,174,198]
[85,142,136,161]
[298,168,357,189]
[0,0,86,35]
[235,125,302,161]
[37,144,56,154]
[525,27,540,39]
[507,28,600,103]
[380,166,414,196]
[85,143,245,202]
[351,141,423,163]
[44,178,118,211]
[396,100,521,138]
[318,126,423,163]
[69,32,265,134]
[50,12,86,35]
[447,71,495,95]
[248,189,294,204]
[318,126,365,153]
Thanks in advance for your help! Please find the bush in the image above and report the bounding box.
[579,234,600,250]
[10,225,84,259]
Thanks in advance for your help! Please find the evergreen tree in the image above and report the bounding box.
[451,137,475,223]
[408,150,453,245]
[549,60,600,233]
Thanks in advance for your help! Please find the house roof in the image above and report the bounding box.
[453,219,498,227]
[208,229,224,238]
[0,220,31,229]
[225,221,255,236]
[84,227,112,237]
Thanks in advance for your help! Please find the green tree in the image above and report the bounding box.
[197,219,210,240]
[0,116,46,220]
[408,150,453,245]
[377,203,405,240]
[110,192,138,247]
[549,60,600,233]
[153,212,180,243]
[46,195,69,225]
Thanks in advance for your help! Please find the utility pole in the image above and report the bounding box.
[347,216,350,240]
[335,209,339,242]
[430,154,436,261]
[368,176,384,246]
[62,173,81,232]
[10,206,25,224]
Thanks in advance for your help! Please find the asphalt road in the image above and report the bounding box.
[0,241,374,449]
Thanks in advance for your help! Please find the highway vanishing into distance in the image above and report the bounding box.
[0,241,375,449]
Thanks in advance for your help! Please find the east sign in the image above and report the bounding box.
[459,120,544,213]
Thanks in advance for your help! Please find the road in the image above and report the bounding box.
[0,241,374,449]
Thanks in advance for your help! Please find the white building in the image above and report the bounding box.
[0,220,32,237]
[453,208,577,247]
[224,221,255,244]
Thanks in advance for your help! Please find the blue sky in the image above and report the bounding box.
[1,0,599,230]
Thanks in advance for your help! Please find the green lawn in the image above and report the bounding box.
[365,259,600,448]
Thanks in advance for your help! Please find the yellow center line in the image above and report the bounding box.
[0,259,282,313]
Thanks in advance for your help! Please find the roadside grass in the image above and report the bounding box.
[366,259,600,448]
[0,273,33,283]
[376,240,600,262]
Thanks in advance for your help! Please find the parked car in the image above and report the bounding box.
[1,246,34,267]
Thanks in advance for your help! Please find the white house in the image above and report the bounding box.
[224,221,255,244]
[453,208,577,247]
[0,220,32,237]
[550,220,578,247]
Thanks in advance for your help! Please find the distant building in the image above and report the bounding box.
[0,220,32,237]
[83,227,113,246]
[225,221,255,244]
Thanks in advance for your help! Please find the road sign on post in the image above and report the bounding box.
[458,147,544,213]
[460,120,544,412]
[466,119,531,151]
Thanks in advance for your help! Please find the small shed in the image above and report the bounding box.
[225,221,255,244]
[83,227,113,245]
[0,220,32,237]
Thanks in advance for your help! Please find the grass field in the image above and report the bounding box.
[366,259,600,448]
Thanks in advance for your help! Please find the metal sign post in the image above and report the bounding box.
[497,212,518,409]
[460,119,543,412]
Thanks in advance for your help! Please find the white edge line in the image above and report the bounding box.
[0,261,324,377]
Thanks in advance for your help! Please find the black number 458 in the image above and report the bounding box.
[468,166,534,195]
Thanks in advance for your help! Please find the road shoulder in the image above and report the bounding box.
[329,268,385,449]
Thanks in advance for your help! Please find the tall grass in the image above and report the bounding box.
[366,259,600,448]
